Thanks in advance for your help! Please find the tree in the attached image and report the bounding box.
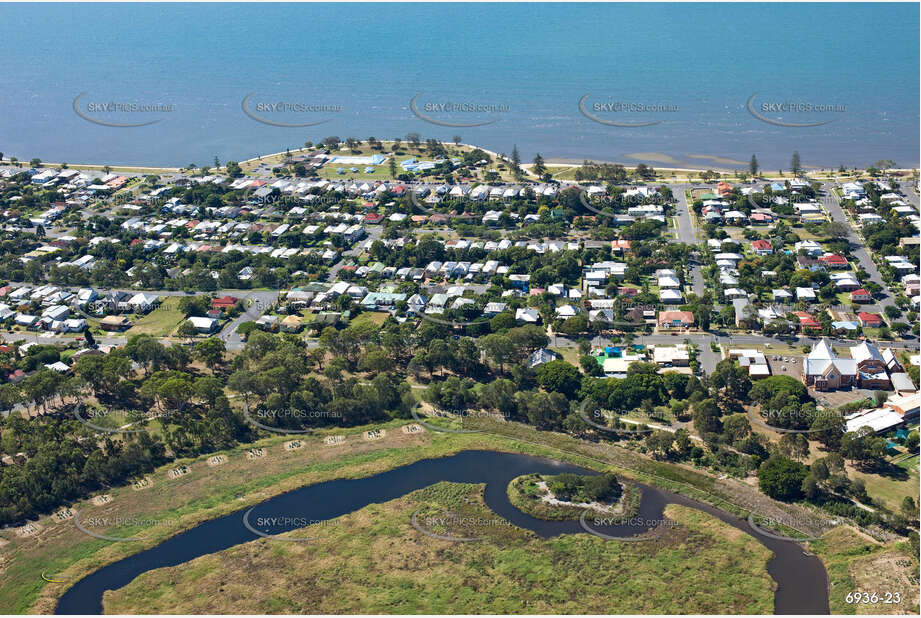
[710,359,751,404]
[791,151,802,177]
[532,153,546,178]
[778,433,810,460]
[758,454,808,501]
[177,320,198,340]
[722,413,751,442]
[692,398,722,435]
[452,135,462,145]
[901,496,917,519]
[479,334,516,374]
[749,154,759,176]
[193,337,226,374]
[535,360,582,399]
[510,145,522,180]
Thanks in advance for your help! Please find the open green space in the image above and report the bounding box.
[102,485,774,614]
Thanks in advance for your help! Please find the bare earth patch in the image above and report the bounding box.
[132,477,153,490]
[16,523,41,538]
[167,466,190,480]
[52,508,74,523]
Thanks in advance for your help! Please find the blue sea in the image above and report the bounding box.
[0,2,917,169]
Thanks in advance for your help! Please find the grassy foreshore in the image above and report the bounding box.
[1,416,916,614]
[3,146,914,183]
[101,489,775,614]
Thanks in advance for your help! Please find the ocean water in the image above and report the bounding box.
[0,2,917,169]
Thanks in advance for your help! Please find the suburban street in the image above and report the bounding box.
[671,183,706,297]
[819,182,899,312]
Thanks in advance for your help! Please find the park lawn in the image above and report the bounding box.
[809,527,919,615]
[316,166,388,181]
[893,452,918,472]
[845,459,920,513]
[126,297,185,337]
[550,346,581,368]
[349,311,390,328]
[103,487,774,615]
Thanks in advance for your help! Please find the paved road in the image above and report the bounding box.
[326,224,384,282]
[670,183,706,297]
[820,183,898,312]
[219,290,279,349]
[1,331,127,347]
[2,286,277,351]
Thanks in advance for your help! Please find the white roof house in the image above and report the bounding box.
[516,307,540,323]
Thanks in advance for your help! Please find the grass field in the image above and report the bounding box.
[102,485,774,614]
[3,413,913,614]
[846,460,920,513]
[126,297,185,337]
[349,311,390,328]
[809,527,919,615]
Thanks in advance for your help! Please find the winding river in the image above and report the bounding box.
[56,450,829,614]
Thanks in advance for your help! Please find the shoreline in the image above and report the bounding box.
[2,141,918,179]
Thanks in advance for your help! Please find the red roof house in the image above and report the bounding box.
[857,312,883,327]
[850,289,872,303]
[211,295,239,309]
[793,311,821,331]
[818,254,848,268]
[751,239,773,255]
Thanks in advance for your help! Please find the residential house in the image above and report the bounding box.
[528,348,558,369]
[657,310,694,329]
[750,240,773,256]
[515,307,540,323]
[100,315,130,331]
[187,316,219,334]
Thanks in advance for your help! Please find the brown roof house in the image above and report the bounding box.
[657,310,695,329]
